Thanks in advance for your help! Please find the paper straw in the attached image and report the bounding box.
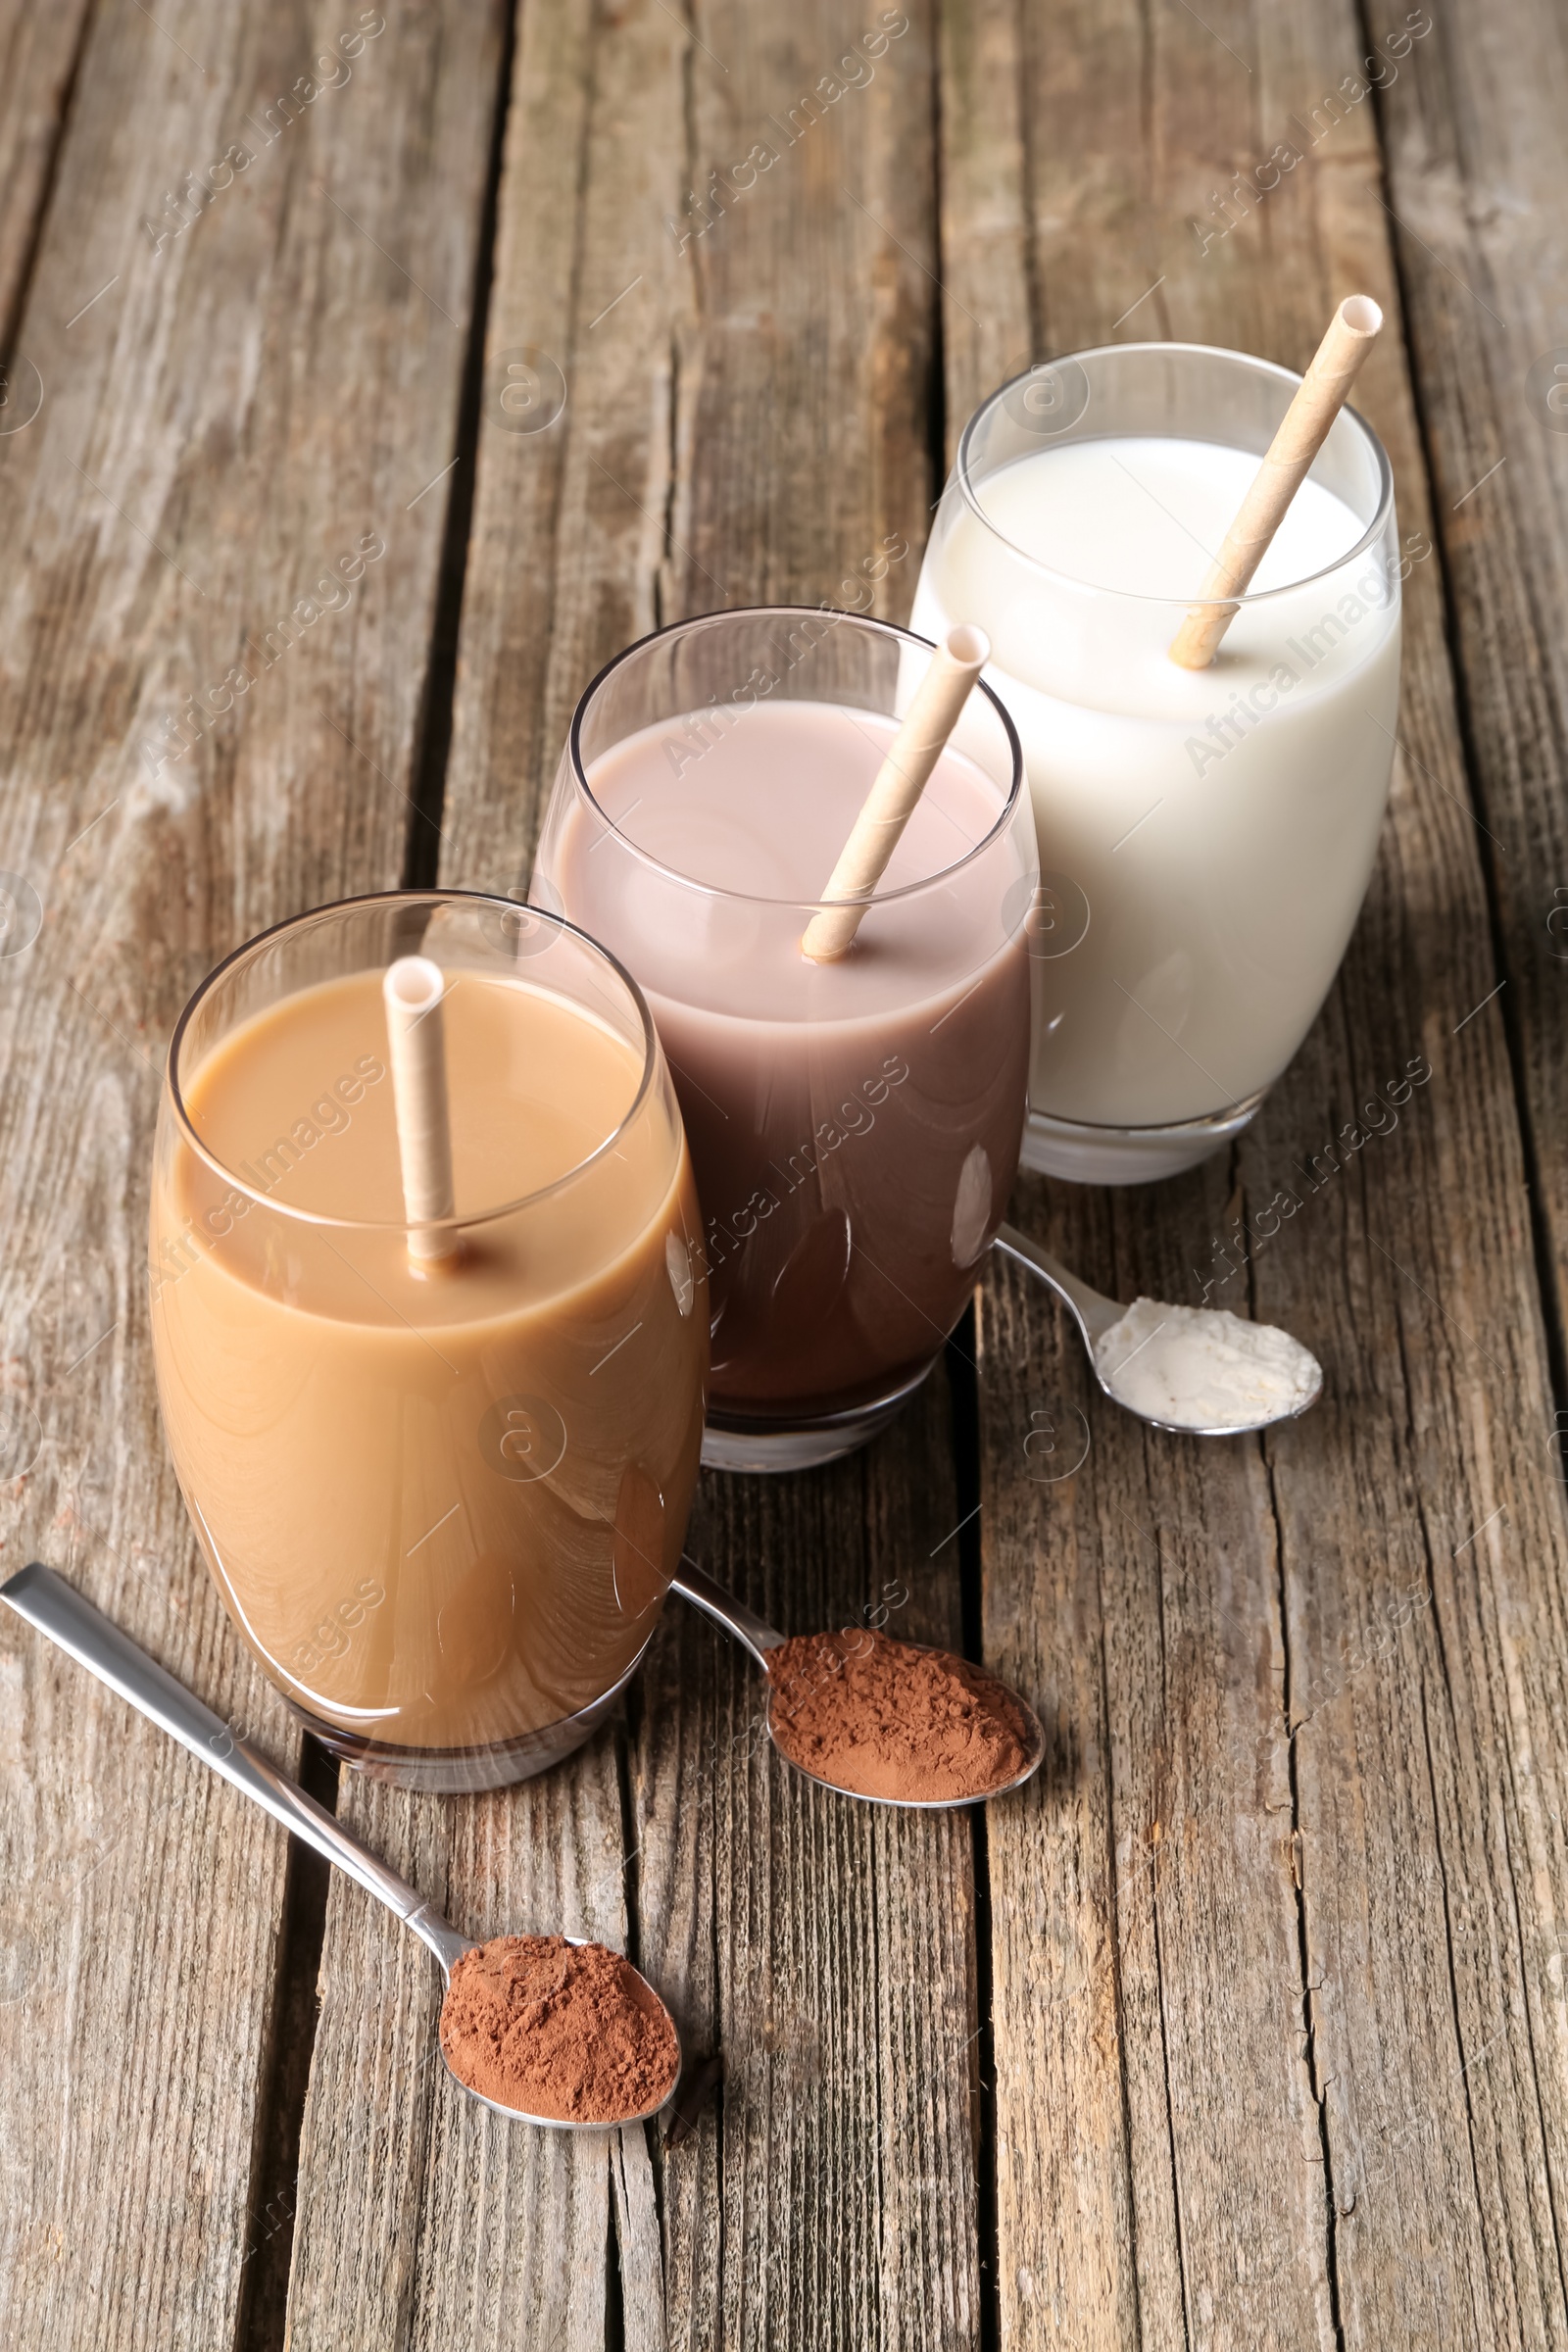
[801,625,991,962]
[382,956,458,1267]
[1168,295,1384,670]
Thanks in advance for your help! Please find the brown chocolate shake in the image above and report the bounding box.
[540,693,1033,1435]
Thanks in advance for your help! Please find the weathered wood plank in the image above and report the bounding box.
[628,6,984,2341]
[0,0,93,332]
[286,0,690,2343]
[648,1363,978,2352]
[288,1761,643,2350]
[1338,0,1568,2327]
[675,0,935,628]
[1360,0,1568,1384]
[432,3,984,2347]
[7,1,1562,2346]
[944,0,1568,2344]
[0,3,504,2345]
[439,0,604,894]
[933,0,1030,414]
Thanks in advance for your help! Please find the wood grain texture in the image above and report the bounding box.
[933,0,1031,412]
[5,0,1566,2346]
[0,0,93,336]
[440,0,692,896]
[0,1,503,2344]
[286,1761,651,2351]
[446,0,985,2340]
[1357,1,1568,1361]
[943,0,1568,2344]
[287,1,690,2343]
[1348,0,1568,2329]
[646,1363,979,2352]
[675,0,935,628]
[626,7,984,2343]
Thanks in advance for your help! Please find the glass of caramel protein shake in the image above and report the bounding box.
[150,893,708,1790]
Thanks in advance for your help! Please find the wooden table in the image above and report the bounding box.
[3,2,1565,2344]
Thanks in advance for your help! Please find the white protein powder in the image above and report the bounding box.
[1092,1298,1321,1431]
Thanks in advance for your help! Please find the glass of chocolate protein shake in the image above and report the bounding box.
[533,609,1035,1471]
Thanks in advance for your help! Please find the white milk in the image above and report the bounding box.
[911,434,1400,1166]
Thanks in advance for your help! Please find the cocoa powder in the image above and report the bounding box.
[765,1630,1036,1802]
[439,1935,680,2124]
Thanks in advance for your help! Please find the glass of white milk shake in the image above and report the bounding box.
[910,341,1401,1183]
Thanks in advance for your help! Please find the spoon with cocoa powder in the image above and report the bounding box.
[670,1560,1044,1806]
[2,1564,681,2131]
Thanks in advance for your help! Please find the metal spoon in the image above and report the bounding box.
[992,1221,1324,1438]
[669,1558,1045,1808]
[0,1562,680,2133]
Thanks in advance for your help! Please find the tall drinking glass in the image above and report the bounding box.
[532,608,1037,1471]
[912,342,1402,1183]
[150,892,708,1790]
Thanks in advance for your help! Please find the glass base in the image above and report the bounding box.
[1020,1089,1268,1185]
[288,1630,655,1791]
[702,1359,936,1472]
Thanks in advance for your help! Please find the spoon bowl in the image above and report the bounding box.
[422,1919,680,2131]
[670,1559,1046,1809]
[992,1222,1323,1437]
[770,1676,1045,1810]
[1,1563,681,2133]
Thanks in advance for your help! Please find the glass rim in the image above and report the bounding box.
[564,605,1026,909]
[955,340,1397,607]
[165,889,664,1234]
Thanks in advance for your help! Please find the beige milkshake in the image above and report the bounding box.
[150,898,708,1787]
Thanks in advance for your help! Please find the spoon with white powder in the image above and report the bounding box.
[993,1224,1322,1436]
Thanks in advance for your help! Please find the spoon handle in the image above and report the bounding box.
[670,1558,784,1669]
[1,1563,469,1975]
[992,1223,1120,1348]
